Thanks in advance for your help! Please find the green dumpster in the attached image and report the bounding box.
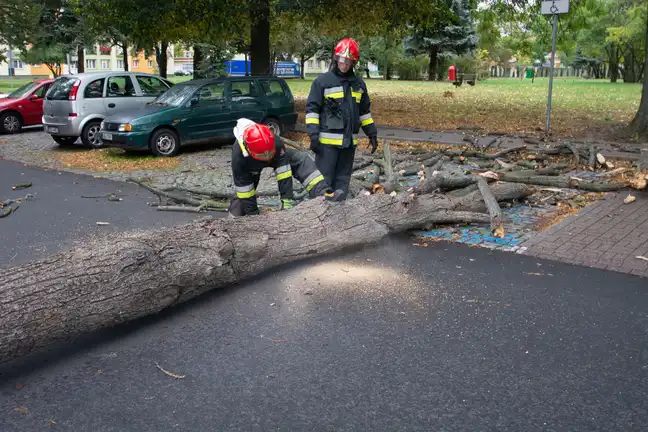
[525,68,534,78]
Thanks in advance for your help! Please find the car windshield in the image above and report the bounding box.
[6,82,39,99]
[148,84,198,107]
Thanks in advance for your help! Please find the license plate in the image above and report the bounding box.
[102,133,112,141]
[48,127,59,134]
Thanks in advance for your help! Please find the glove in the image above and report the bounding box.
[281,198,295,210]
[310,136,321,154]
[323,189,345,202]
[369,136,378,154]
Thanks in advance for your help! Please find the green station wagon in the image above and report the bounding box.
[99,76,297,156]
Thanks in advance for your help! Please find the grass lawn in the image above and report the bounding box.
[288,77,642,138]
[3,75,641,138]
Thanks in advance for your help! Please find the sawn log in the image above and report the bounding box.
[0,185,532,363]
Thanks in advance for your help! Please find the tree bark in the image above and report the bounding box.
[610,43,619,83]
[250,0,270,75]
[499,174,626,192]
[300,56,306,79]
[629,17,648,136]
[77,44,85,73]
[122,42,129,71]
[0,186,533,363]
[428,46,439,81]
[193,45,204,78]
[156,41,169,78]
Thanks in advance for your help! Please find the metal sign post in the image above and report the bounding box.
[541,0,570,135]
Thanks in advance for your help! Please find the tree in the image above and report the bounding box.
[406,0,478,80]
[272,14,329,78]
[21,43,67,76]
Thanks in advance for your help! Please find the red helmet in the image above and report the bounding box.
[334,38,360,66]
[243,123,276,161]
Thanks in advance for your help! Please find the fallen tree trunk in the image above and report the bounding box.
[476,177,504,237]
[0,185,532,363]
[499,174,626,192]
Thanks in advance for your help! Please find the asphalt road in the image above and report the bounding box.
[0,159,202,265]
[1,160,647,431]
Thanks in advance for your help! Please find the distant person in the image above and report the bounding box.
[305,38,378,199]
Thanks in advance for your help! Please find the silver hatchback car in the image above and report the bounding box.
[42,71,173,148]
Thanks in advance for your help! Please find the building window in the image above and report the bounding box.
[116,60,124,69]
[148,60,153,68]
[184,50,192,58]
[86,59,97,69]
[101,60,110,69]
[132,60,139,68]
[307,60,314,68]
[12,60,24,69]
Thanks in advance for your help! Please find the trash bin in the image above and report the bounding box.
[525,68,534,79]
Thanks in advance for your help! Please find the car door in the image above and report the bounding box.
[103,75,140,114]
[183,82,231,141]
[22,83,51,125]
[229,79,266,125]
[134,75,171,104]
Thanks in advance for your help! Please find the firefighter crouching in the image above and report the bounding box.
[305,37,379,199]
[229,119,343,217]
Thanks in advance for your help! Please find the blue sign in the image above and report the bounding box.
[223,60,300,78]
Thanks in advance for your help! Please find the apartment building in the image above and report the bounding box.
[0,44,159,77]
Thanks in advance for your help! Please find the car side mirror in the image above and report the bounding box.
[29,93,39,100]
[190,97,199,106]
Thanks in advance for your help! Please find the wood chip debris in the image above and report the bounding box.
[623,194,636,204]
[96,221,111,226]
[155,362,186,379]
[636,256,648,262]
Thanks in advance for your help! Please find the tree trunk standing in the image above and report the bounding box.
[77,45,85,73]
[300,56,306,79]
[249,0,270,75]
[155,41,169,78]
[629,18,648,136]
[610,44,619,83]
[193,45,203,78]
[0,185,533,363]
[625,44,637,83]
[428,46,439,81]
[122,42,129,71]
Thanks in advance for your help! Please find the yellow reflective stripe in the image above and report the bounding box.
[324,92,344,99]
[238,139,248,157]
[236,189,256,199]
[361,118,374,126]
[320,137,343,145]
[305,117,320,125]
[353,138,358,145]
[305,174,324,192]
[275,170,293,181]
[352,91,362,102]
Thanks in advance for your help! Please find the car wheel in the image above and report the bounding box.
[0,111,23,134]
[81,120,104,148]
[262,118,282,135]
[150,128,180,157]
[52,136,77,146]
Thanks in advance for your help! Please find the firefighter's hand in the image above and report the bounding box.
[281,198,295,210]
[309,136,321,154]
[369,136,378,154]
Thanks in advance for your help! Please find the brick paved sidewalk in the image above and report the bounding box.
[521,191,648,278]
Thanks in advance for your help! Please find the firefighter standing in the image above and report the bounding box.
[305,37,378,199]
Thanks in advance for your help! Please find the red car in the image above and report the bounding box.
[0,78,55,134]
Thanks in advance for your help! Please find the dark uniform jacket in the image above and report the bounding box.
[231,134,293,215]
[305,69,378,148]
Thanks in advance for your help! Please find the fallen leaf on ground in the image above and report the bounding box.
[623,194,636,204]
[57,148,180,172]
[96,369,104,374]
[15,383,24,389]
[596,153,606,165]
[526,272,549,276]
[155,362,186,379]
[629,173,647,190]
[14,407,29,415]
[48,419,57,424]
[636,256,648,262]
[413,242,429,247]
